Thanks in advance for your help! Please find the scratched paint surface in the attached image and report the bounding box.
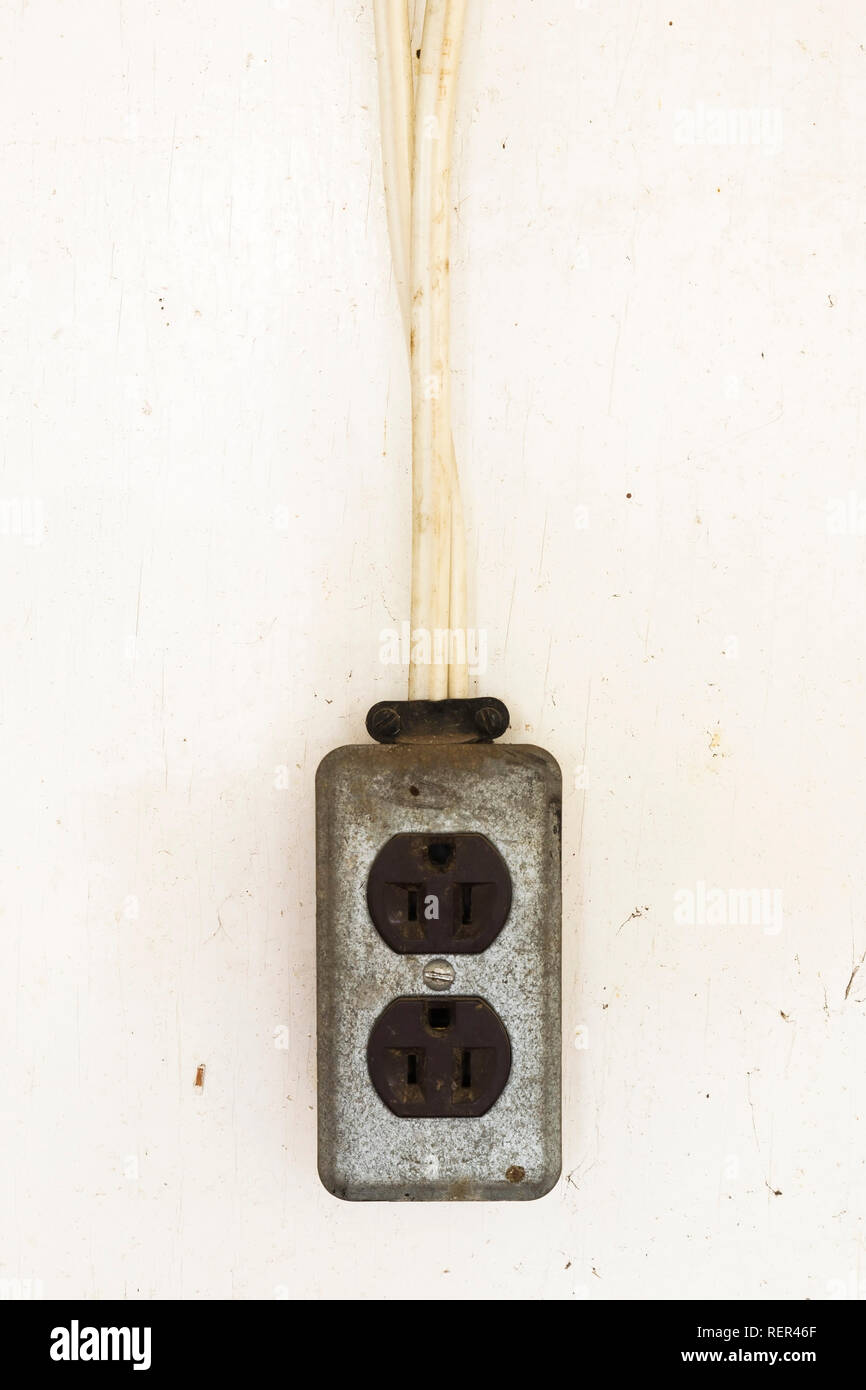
[1,1,865,1299]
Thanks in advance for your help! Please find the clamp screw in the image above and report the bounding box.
[475,704,506,739]
[369,706,402,740]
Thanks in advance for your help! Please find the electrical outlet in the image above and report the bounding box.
[316,700,561,1202]
[367,994,512,1117]
[367,832,512,953]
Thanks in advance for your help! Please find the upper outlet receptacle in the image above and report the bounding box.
[367,832,512,954]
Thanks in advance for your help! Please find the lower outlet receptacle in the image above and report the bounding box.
[368,995,511,1117]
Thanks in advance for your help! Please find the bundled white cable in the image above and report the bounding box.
[374,0,469,700]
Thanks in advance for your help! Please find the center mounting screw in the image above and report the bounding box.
[422,958,455,991]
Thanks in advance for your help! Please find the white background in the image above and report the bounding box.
[2,0,865,1301]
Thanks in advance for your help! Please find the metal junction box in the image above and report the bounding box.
[316,731,561,1201]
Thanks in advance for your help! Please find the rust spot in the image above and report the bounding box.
[194,1064,206,1090]
[506,1164,525,1184]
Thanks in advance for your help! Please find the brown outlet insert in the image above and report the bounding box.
[367,832,512,954]
[367,995,512,1117]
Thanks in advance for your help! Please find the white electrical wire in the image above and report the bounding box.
[409,0,468,699]
[375,0,468,700]
[441,1,469,699]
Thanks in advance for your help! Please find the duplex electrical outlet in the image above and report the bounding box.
[316,712,561,1202]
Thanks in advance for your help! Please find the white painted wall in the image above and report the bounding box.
[2,0,865,1301]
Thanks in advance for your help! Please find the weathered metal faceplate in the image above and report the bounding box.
[316,741,561,1201]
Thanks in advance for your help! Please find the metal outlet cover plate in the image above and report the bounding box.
[315,741,562,1201]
